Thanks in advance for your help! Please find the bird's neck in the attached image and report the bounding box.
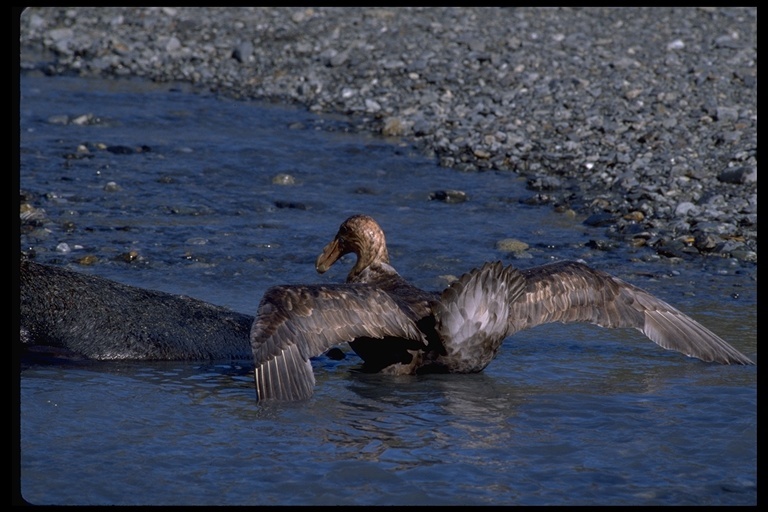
[349,241,389,281]
[348,254,394,284]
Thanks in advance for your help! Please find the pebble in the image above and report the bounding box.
[495,238,530,254]
[429,190,467,203]
[18,7,757,262]
[271,173,296,185]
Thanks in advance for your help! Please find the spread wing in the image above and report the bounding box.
[250,283,427,401]
[507,261,753,365]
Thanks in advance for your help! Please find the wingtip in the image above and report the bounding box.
[254,345,317,402]
[723,353,755,366]
[642,308,755,367]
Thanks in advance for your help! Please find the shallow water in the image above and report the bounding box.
[18,74,756,505]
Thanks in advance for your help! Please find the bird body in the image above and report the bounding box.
[251,215,753,401]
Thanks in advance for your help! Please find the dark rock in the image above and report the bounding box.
[106,145,135,154]
[718,166,756,184]
[429,190,467,203]
[274,200,310,210]
[583,213,616,227]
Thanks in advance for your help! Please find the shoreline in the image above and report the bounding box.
[18,7,756,262]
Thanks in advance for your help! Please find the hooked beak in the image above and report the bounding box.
[316,238,342,274]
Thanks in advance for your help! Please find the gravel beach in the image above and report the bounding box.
[18,7,757,262]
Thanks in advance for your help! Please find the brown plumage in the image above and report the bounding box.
[250,214,754,401]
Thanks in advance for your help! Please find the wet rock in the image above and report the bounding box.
[71,114,96,125]
[106,145,135,154]
[654,238,700,259]
[116,250,141,263]
[526,175,562,191]
[382,117,406,137]
[274,200,309,210]
[271,173,296,185]
[521,193,557,206]
[585,239,617,251]
[76,254,99,265]
[495,238,529,254]
[583,213,616,227]
[429,190,467,203]
[693,232,720,252]
[47,114,70,125]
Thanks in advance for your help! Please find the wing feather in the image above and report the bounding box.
[434,262,527,372]
[251,283,426,401]
[507,261,753,365]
